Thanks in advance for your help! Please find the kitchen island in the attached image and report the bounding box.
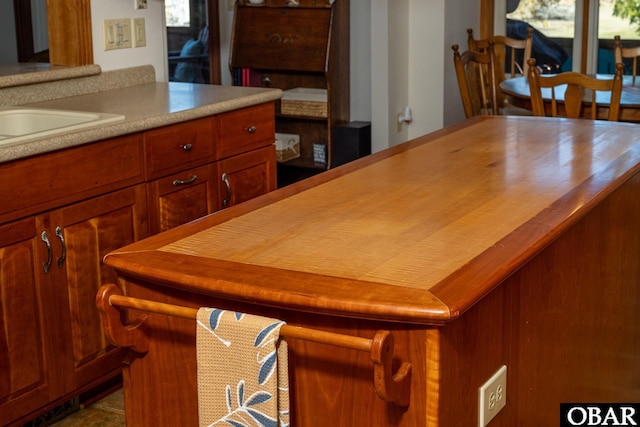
[101,116,640,426]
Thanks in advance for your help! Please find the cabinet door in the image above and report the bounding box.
[52,184,148,390]
[147,164,219,234]
[0,218,52,426]
[218,145,277,210]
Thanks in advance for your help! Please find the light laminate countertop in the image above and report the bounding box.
[0,66,282,163]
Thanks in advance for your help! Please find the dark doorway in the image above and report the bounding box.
[14,0,49,63]
[166,0,220,84]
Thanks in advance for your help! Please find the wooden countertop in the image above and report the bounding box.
[104,116,640,324]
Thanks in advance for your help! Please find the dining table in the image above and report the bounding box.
[500,74,640,122]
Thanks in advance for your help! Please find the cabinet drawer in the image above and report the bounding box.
[232,7,331,72]
[217,103,275,160]
[144,117,215,180]
[0,134,144,224]
[146,164,219,234]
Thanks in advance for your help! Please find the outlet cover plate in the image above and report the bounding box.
[479,365,507,426]
[133,18,146,47]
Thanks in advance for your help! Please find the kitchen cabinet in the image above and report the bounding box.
[145,103,276,234]
[0,135,148,426]
[147,164,219,234]
[217,146,275,210]
[0,101,277,426]
[53,185,148,389]
[230,0,349,184]
[0,217,53,425]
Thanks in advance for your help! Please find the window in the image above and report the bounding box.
[165,0,191,27]
[494,0,640,74]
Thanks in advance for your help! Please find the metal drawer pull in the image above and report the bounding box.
[222,172,231,207]
[172,174,198,186]
[246,126,256,134]
[55,226,66,268]
[181,143,193,152]
[41,231,52,273]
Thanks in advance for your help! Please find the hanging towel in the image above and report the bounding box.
[196,308,290,427]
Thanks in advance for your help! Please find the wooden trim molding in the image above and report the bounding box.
[479,0,494,38]
[46,0,93,66]
[208,0,221,85]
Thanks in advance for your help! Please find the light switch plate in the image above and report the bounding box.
[133,18,146,47]
[103,18,132,51]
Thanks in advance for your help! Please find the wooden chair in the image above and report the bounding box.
[526,58,624,121]
[614,35,640,85]
[467,28,533,80]
[467,28,534,115]
[452,43,499,118]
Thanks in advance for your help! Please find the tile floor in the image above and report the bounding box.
[50,388,125,427]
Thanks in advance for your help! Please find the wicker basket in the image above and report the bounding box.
[281,88,328,118]
[275,133,301,162]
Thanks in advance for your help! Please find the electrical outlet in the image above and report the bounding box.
[479,365,507,426]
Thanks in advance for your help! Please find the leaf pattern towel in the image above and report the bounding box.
[196,308,290,427]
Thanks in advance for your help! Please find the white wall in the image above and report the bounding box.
[91,0,168,81]
[408,0,444,140]
[443,0,480,125]
[32,0,49,53]
[0,3,18,63]
[350,0,371,122]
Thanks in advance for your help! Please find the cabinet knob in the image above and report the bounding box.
[181,143,193,152]
[246,126,257,134]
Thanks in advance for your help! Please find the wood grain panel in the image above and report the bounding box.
[231,7,331,72]
[0,134,144,224]
[144,117,216,180]
[46,0,93,66]
[434,173,640,425]
[217,145,277,210]
[216,103,276,160]
[57,185,147,387]
[146,164,218,234]
[0,217,50,426]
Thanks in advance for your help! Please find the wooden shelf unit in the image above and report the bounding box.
[229,0,350,180]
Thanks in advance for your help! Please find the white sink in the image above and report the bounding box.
[0,107,125,147]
